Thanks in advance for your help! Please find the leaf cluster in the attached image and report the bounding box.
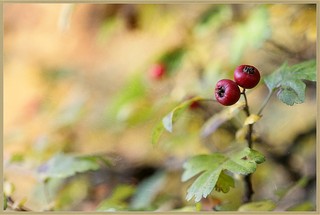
[264,59,316,106]
[182,147,265,202]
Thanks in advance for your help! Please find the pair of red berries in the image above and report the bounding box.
[215,65,260,106]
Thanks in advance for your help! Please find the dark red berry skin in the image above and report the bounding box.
[150,63,166,80]
[234,65,260,89]
[215,79,241,106]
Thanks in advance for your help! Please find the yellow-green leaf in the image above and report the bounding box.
[37,153,101,180]
[238,200,276,211]
[244,114,261,125]
[162,96,203,133]
[151,96,204,145]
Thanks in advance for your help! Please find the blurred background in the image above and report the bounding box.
[3,4,316,211]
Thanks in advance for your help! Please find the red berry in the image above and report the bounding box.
[185,95,201,110]
[234,65,260,89]
[150,63,166,80]
[215,79,241,106]
[189,100,201,110]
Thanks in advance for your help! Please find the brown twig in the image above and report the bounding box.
[6,196,32,211]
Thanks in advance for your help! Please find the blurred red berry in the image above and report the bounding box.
[189,100,200,110]
[150,63,166,80]
[184,95,201,110]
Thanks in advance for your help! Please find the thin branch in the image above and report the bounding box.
[258,90,275,116]
[6,196,32,211]
[241,88,254,203]
[199,98,218,103]
[241,89,251,116]
[243,174,254,203]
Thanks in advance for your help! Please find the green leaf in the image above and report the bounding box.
[130,170,166,210]
[222,147,265,174]
[197,6,223,25]
[195,5,231,31]
[231,6,270,64]
[264,63,287,91]
[278,86,301,105]
[287,201,315,211]
[97,184,136,211]
[182,147,265,202]
[151,97,204,145]
[264,59,316,106]
[162,97,200,133]
[185,169,221,202]
[80,154,113,167]
[158,46,186,75]
[289,59,317,81]
[9,153,25,163]
[151,121,166,145]
[38,153,100,180]
[238,200,276,211]
[4,193,7,210]
[54,177,89,210]
[105,74,146,124]
[215,171,235,193]
[248,149,266,164]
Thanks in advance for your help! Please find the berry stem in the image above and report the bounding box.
[241,88,254,203]
[241,89,251,115]
[257,89,275,116]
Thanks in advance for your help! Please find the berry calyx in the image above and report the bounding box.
[234,65,260,89]
[215,79,241,106]
[149,63,166,80]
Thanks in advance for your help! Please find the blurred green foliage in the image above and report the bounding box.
[3,3,316,212]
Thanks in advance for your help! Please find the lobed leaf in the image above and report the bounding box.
[186,169,221,202]
[215,171,235,193]
[182,153,225,182]
[264,59,316,106]
[222,147,265,175]
[289,59,316,81]
[248,149,266,164]
[182,147,265,202]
